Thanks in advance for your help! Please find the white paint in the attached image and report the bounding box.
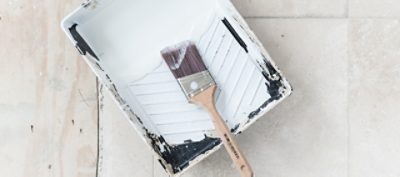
[78,0,218,83]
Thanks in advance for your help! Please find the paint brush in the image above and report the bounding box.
[161,41,254,177]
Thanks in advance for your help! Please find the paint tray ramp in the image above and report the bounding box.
[62,0,292,176]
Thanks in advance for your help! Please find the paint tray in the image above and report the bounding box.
[61,0,292,176]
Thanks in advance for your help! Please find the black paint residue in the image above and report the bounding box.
[157,159,167,170]
[95,63,105,72]
[147,131,221,174]
[248,97,277,119]
[222,18,248,53]
[248,59,290,119]
[68,24,99,60]
[262,74,282,99]
[231,124,240,133]
[106,82,221,175]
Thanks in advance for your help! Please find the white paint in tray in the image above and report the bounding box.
[128,12,269,144]
[77,0,218,83]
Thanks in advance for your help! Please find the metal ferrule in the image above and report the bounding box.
[177,71,216,99]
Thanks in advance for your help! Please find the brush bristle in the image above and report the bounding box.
[161,41,207,79]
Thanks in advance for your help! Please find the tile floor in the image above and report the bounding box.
[99,0,400,177]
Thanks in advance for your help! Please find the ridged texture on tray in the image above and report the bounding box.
[129,15,270,144]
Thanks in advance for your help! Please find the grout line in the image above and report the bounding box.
[346,0,350,18]
[347,16,400,19]
[346,21,351,177]
[95,79,101,177]
[244,16,400,20]
[244,16,348,19]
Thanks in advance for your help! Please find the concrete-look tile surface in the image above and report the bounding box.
[243,19,349,177]
[231,0,347,17]
[349,0,400,17]
[0,0,99,176]
[98,86,153,177]
[348,19,400,177]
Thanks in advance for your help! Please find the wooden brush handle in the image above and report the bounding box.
[190,85,254,177]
